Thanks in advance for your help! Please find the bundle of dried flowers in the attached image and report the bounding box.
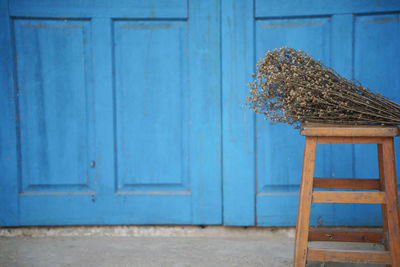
[247,47,400,128]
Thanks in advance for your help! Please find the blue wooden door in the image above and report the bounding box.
[0,0,221,226]
[222,0,400,226]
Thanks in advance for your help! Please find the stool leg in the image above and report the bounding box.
[378,144,392,267]
[293,136,317,267]
[382,138,400,266]
[378,145,390,243]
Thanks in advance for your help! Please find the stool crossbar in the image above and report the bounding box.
[293,124,400,266]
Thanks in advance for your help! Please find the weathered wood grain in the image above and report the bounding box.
[317,136,386,144]
[313,178,380,190]
[301,124,399,137]
[382,138,400,266]
[293,137,317,267]
[308,228,384,243]
[307,249,392,264]
[312,191,386,204]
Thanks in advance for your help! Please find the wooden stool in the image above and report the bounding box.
[293,124,400,266]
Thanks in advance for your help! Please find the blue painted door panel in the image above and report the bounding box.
[223,0,400,226]
[1,0,221,226]
[221,0,257,226]
[113,20,188,193]
[14,19,95,193]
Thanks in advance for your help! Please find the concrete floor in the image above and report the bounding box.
[0,227,386,267]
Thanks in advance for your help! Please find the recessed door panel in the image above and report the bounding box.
[14,19,94,193]
[354,13,400,179]
[255,17,331,192]
[113,20,189,193]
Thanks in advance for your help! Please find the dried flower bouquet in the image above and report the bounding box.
[247,47,400,128]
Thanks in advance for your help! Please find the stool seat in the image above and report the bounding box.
[301,123,399,137]
[293,124,400,266]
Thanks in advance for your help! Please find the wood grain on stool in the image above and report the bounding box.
[382,138,400,266]
[293,124,400,267]
[301,124,399,137]
[293,137,317,266]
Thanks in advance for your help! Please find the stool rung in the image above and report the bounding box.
[307,248,392,264]
[308,228,384,243]
[312,191,386,204]
[313,178,381,190]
